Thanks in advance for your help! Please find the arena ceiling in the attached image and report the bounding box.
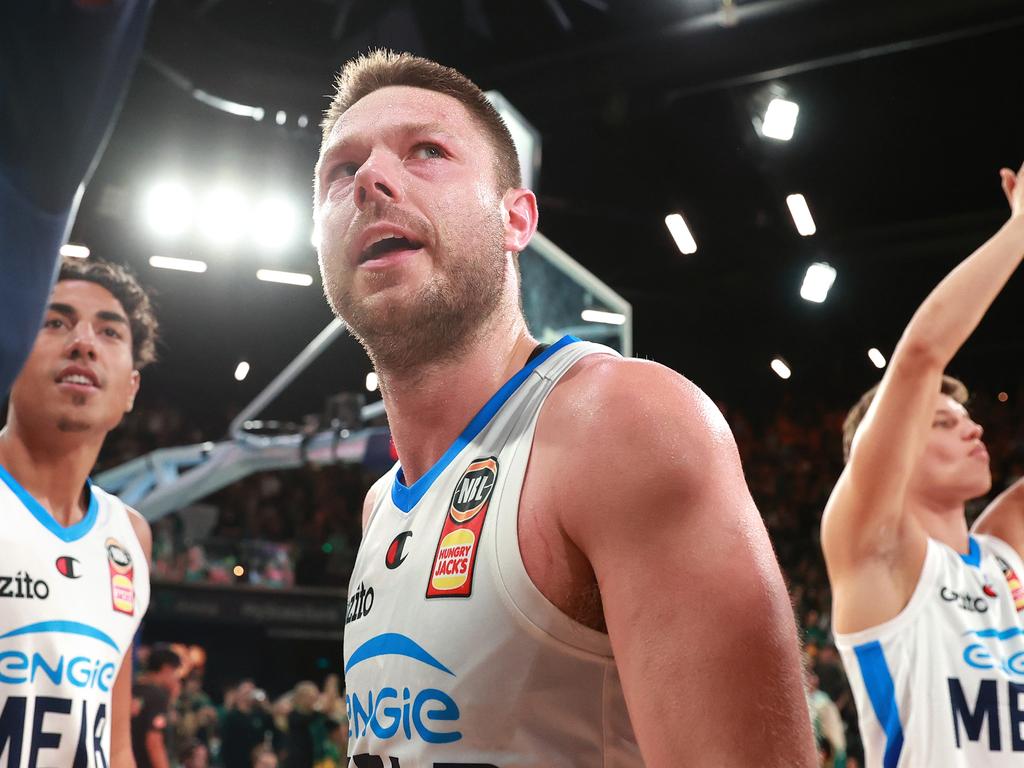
[71,0,1024,430]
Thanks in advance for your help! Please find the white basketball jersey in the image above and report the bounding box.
[835,534,1024,767]
[343,336,643,768]
[0,465,149,768]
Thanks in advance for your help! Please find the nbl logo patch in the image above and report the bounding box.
[106,538,135,615]
[426,457,498,599]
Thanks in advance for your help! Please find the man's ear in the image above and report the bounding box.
[501,188,539,254]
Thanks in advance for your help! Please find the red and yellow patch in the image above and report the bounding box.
[999,557,1024,613]
[426,457,498,599]
[106,537,135,615]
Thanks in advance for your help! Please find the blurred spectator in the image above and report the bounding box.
[807,666,846,767]
[221,681,276,768]
[254,746,280,768]
[132,645,183,768]
[283,682,323,768]
[179,740,209,768]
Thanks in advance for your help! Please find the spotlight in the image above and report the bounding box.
[275,110,287,126]
[868,348,886,369]
[665,213,697,255]
[366,372,379,392]
[998,392,1009,403]
[149,255,207,273]
[60,244,90,259]
[233,565,245,577]
[251,197,298,251]
[761,98,799,141]
[770,358,792,380]
[199,186,248,246]
[800,263,836,303]
[234,362,250,381]
[581,309,626,325]
[144,182,193,238]
[256,269,313,286]
[786,194,817,236]
[297,115,309,128]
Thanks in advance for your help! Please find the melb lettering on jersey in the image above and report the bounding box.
[426,457,498,599]
[345,633,462,745]
[0,620,120,765]
[949,626,1024,752]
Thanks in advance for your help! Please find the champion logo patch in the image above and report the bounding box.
[386,531,413,570]
[426,457,498,599]
[55,556,81,579]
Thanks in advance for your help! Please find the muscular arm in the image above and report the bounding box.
[110,651,136,768]
[0,0,153,394]
[549,358,815,766]
[822,164,1024,626]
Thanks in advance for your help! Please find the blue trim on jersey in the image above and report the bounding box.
[0,464,98,542]
[965,626,1024,641]
[854,640,904,768]
[345,633,454,676]
[0,621,119,652]
[959,536,981,567]
[390,335,580,513]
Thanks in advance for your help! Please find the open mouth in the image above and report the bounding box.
[56,369,100,389]
[359,235,424,264]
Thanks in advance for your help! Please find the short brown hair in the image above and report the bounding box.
[842,375,969,462]
[320,50,521,193]
[58,257,159,369]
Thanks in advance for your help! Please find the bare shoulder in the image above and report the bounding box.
[536,354,743,530]
[362,472,391,530]
[125,505,153,562]
[542,353,735,466]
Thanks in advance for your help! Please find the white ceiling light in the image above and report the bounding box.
[256,269,313,286]
[199,186,248,246]
[365,372,379,392]
[664,213,697,255]
[251,197,298,251]
[786,194,817,236]
[770,358,792,380]
[581,309,626,325]
[800,262,837,303]
[868,348,887,369]
[149,255,207,273]
[144,181,193,238]
[762,98,799,141]
[60,244,90,259]
[234,361,250,381]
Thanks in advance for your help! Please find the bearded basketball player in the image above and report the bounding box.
[823,163,1024,766]
[0,257,156,766]
[314,50,816,767]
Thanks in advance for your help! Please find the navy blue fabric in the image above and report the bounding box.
[0,0,153,394]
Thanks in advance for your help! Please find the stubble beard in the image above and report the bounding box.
[330,217,508,375]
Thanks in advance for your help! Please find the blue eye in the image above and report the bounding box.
[411,144,444,160]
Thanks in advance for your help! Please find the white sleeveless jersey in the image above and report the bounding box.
[0,465,150,768]
[835,534,1024,767]
[343,336,643,768]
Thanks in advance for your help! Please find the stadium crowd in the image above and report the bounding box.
[101,381,1024,767]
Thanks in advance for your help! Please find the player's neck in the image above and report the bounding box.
[0,420,102,527]
[379,311,536,487]
[909,496,971,554]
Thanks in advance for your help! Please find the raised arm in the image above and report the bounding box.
[822,164,1024,590]
[548,358,816,766]
[0,0,153,394]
